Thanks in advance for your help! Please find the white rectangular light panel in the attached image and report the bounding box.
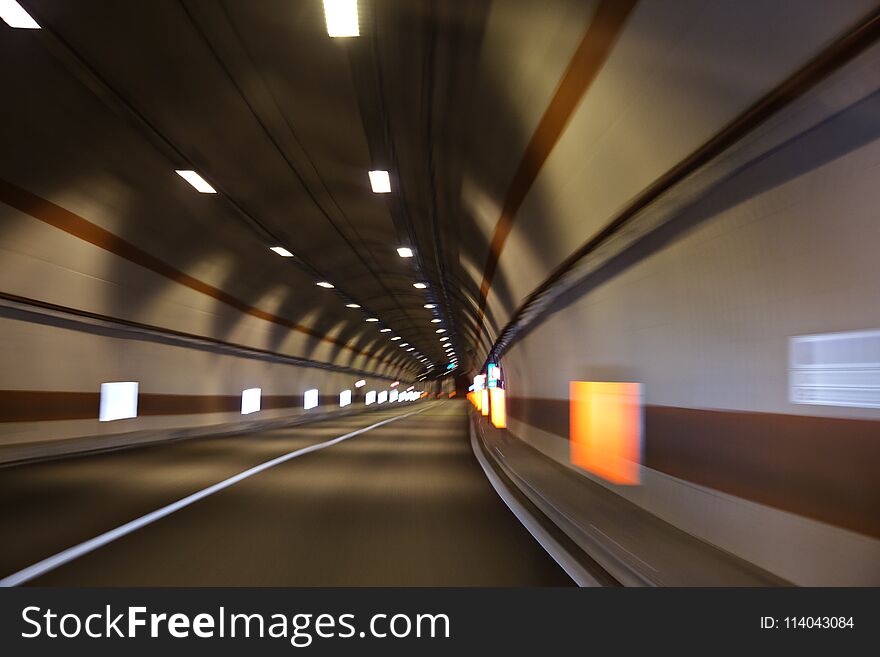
[365,390,376,405]
[378,390,388,404]
[355,379,366,388]
[323,0,359,37]
[270,246,293,257]
[368,170,391,193]
[175,169,216,193]
[0,0,39,28]
[241,388,261,415]
[340,389,352,407]
[304,388,319,410]
[790,329,880,408]
[397,247,413,258]
[99,382,139,422]
[390,389,399,402]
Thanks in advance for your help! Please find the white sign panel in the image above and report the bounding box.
[790,329,880,408]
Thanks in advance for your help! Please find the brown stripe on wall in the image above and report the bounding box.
[0,391,99,422]
[0,390,333,422]
[474,0,638,339]
[0,178,397,368]
[506,396,880,538]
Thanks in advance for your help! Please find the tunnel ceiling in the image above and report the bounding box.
[5,0,868,383]
[0,0,497,381]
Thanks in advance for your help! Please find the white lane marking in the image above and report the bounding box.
[0,405,433,587]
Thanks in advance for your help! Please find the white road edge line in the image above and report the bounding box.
[0,404,434,587]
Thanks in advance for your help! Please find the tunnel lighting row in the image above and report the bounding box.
[166,4,446,375]
[98,379,424,422]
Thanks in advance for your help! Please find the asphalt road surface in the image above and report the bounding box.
[0,400,573,586]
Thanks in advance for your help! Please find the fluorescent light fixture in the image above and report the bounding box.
[440,337,449,341]
[390,389,399,402]
[413,282,428,289]
[269,246,293,257]
[0,0,39,28]
[435,329,446,333]
[368,170,391,193]
[391,336,401,341]
[397,247,414,258]
[340,389,352,407]
[175,170,216,193]
[365,390,376,405]
[346,303,361,308]
[391,382,399,387]
[316,281,334,289]
[322,0,359,37]
[431,319,442,323]
[99,382,138,422]
[378,390,388,404]
[365,317,379,322]
[424,304,436,309]
[400,342,409,347]
[380,328,391,333]
[304,388,319,410]
[241,388,261,415]
[355,379,366,388]
[406,347,414,352]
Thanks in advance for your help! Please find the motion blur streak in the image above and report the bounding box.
[570,382,642,485]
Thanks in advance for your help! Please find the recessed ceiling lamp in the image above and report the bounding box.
[369,170,391,193]
[322,0,359,38]
[0,0,38,28]
[316,281,335,289]
[413,282,428,289]
[175,170,216,194]
[391,337,401,341]
[440,337,449,342]
[435,329,446,333]
[365,318,379,322]
[406,348,414,352]
[345,303,361,308]
[269,246,293,257]
[397,247,414,258]
[424,304,436,309]
[430,319,441,323]
[400,343,409,347]
[380,328,392,333]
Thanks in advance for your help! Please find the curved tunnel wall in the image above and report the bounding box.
[461,1,880,585]
[0,187,434,458]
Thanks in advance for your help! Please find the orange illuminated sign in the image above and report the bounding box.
[480,389,489,416]
[490,388,506,428]
[569,381,642,485]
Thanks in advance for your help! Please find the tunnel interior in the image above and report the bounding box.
[0,0,878,587]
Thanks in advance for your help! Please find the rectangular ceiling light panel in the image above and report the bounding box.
[175,170,216,193]
[368,170,391,193]
[0,0,39,28]
[323,0,359,37]
[304,388,319,410]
